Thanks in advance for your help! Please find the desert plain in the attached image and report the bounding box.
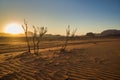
[0,37,120,80]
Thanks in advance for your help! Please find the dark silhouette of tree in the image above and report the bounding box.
[32,26,37,54]
[22,19,31,53]
[36,27,47,54]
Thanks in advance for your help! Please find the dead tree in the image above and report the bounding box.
[71,28,77,37]
[32,26,37,54]
[60,25,77,52]
[36,27,47,54]
[22,19,31,53]
[60,25,70,52]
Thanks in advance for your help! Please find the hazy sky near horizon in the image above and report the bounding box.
[0,0,120,35]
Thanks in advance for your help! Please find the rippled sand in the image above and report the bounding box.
[0,39,120,80]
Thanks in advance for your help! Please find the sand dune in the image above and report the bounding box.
[0,39,120,80]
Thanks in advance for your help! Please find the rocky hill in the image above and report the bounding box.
[101,29,120,36]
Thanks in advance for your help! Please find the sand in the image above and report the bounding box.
[0,38,120,80]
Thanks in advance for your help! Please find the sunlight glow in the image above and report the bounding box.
[4,23,24,34]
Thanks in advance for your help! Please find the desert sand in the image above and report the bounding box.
[0,38,120,80]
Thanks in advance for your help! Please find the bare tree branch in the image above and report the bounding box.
[22,19,31,53]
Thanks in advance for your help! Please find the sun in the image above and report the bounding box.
[4,23,24,34]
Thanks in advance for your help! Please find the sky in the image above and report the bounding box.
[0,0,120,35]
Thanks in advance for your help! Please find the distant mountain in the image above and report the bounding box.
[86,32,95,36]
[101,29,120,36]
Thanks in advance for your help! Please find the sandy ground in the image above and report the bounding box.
[0,39,120,80]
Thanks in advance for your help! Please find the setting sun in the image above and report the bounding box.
[4,23,24,34]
